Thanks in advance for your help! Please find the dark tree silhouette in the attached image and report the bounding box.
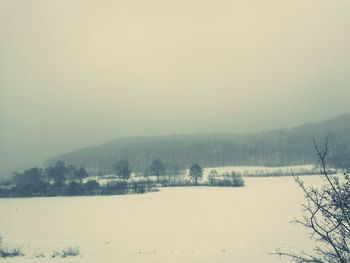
[84,180,99,193]
[66,164,78,181]
[13,167,46,195]
[74,167,89,184]
[149,159,165,182]
[14,168,43,186]
[113,159,132,181]
[274,139,350,263]
[189,164,203,185]
[45,161,68,185]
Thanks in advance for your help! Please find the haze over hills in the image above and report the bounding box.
[46,113,350,175]
[2,0,350,181]
[1,2,349,262]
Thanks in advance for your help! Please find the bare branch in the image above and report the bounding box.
[275,139,350,263]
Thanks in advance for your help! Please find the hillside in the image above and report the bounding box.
[46,113,350,175]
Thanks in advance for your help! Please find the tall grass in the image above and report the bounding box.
[52,246,80,258]
[0,235,24,258]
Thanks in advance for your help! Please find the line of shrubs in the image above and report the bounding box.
[0,180,157,198]
[0,234,81,259]
[156,175,245,187]
[0,161,246,198]
[0,175,245,197]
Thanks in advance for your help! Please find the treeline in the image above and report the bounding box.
[0,161,155,197]
[46,114,350,175]
[0,160,245,198]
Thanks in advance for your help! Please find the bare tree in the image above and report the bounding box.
[189,164,203,185]
[149,159,165,183]
[113,159,132,181]
[274,138,350,262]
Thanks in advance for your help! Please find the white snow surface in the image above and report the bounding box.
[203,164,315,175]
[0,175,324,262]
[95,164,316,184]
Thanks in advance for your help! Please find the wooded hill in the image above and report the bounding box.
[46,113,350,175]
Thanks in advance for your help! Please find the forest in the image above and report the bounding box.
[46,114,350,176]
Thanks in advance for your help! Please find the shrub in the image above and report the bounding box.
[208,172,245,187]
[131,182,146,193]
[0,235,24,258]
[83,180,100,194]
[66,181,82,195]
[0,247,24,258]
[232,175,245,187]
[52,246,80,258]
[102,181,128,195]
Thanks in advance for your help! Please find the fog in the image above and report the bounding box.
[1,0,350,175]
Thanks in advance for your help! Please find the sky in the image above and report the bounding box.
[1,0,350,174]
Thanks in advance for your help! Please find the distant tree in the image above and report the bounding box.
[149,159,165,182]
[21,168,43,185]
[66,164,78,181]
[189,164,203,185]
[113,159,132,181]
[230,172,245,187]
[84,180,99,193]
[13,167,46,195]
[74,167,89,184]
[66,181,81,196]
[45,161,68,185]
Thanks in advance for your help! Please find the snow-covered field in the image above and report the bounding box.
[96,164,317,184]
[0,176,325,262]
[202,164,315,176]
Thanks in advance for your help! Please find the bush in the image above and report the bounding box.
[131,182,146,193]
[52,246,80,258]
[0,235,24,258]
[66,181,82,195]
[0,247,24,258]
[208,172,245,187]
[160,178,192,187]
[102,181,128,195]
[232,175,245,187]
[84,180,99,193]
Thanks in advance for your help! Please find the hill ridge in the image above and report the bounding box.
[47,113,350,174]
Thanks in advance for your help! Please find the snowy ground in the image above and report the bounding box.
[96,164,317,184]
[0,175,325,262]
[202,164,315,176]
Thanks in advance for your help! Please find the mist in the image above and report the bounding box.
[1,0,350,175]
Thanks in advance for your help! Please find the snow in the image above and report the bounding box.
[0,175,324,262]
[93,164,316,185]
[202,164,315,175]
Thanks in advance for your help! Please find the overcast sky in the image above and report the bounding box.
[1,0,350,173]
